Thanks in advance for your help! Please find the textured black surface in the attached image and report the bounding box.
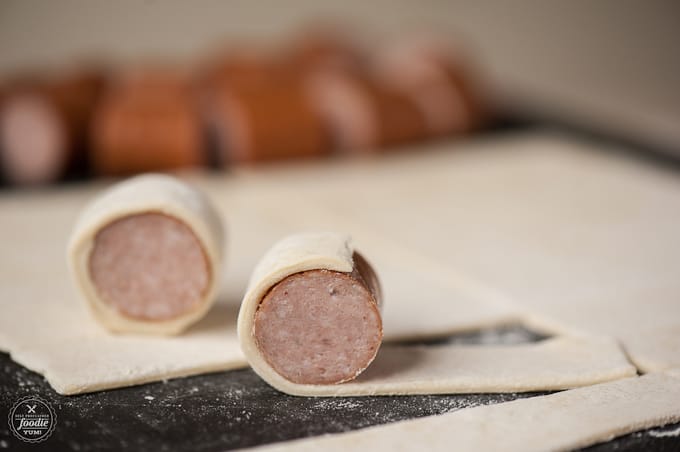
[1,325,679,451]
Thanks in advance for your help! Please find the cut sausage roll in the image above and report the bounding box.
[68,174,224,335]
[238,232,383,394]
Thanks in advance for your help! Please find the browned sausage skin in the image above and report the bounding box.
[305,70,428,152]
[374,38,487,136]
[206,78,331,165]
[90,69,206,176]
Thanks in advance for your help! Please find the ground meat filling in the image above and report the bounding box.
[253,266,382,385]
[89,212,210,321]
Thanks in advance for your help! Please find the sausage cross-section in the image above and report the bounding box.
[238,232,383,394]
[68,174,224,335]
[0,70,106,185]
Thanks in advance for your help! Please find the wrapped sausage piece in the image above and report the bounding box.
[68,174,224,335]
[238,232,383,394]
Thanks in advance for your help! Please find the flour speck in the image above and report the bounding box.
[648,426,680,438]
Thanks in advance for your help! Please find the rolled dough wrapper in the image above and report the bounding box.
[238,232,383,394]
[305,70,428,153]
[90,70,206,176]
[206,78,330,165]
[68,174,224,335]
[0,69,106,185]
[374,37,486,136]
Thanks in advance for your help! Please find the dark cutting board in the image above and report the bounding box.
[1,324,679,451]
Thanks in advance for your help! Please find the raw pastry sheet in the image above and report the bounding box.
[251,373,680,452]
[1,131,678,397]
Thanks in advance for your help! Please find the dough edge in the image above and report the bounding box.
[247,373,680,452]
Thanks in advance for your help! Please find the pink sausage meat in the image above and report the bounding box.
[253,252,382,385]
[89,212,210,321]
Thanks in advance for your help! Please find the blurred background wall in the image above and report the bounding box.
[1,0,679,150]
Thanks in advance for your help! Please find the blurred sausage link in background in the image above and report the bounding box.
[0,25,487,187]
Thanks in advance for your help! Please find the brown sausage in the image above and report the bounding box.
[90,69,206,176]
[204,72,331,165]
[374,38,487,136]
[253,252,382,385]
[0,69,106,185]
[305,69,429,152]
[89,212,210,321]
